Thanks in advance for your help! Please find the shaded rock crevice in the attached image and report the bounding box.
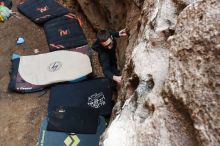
[74,0,141,68]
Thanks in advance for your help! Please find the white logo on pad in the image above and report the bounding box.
[88,92,106,108]
[48,61,62,72]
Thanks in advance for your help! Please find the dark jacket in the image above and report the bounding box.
[92,31,120,80]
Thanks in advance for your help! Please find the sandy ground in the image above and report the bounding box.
[0,1,102,145]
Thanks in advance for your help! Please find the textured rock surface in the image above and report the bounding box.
[164,0,220,145]
[75,0,220,146]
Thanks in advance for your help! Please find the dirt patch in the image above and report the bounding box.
[0,1,101,145]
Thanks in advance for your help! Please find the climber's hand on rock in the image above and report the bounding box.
[119,28,127,37]
[113,75,122,84]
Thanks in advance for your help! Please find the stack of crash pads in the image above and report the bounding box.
[36,78,112,146]
[9,0,91,93]
[17,0,89,53]
[8,51,92,92]
[38,116,106,146]
[10,0,113,145]
[39,78,112,146]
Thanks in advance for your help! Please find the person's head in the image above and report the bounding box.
[0,2,4,6]
[97,30,113,49]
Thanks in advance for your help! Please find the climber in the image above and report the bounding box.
[0,0,12,9]
[92,29,127,85]
[0,0,13,22]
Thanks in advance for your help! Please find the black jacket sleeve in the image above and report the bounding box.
[91,40,100,52]
[109,31,119,38]
[99,52,114,80]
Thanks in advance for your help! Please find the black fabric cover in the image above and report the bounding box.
[37,116,106,146]
[8,58,20,91]
[8,58,45,93]
[48,78,112,116]
[17,0,68,24]
[44,14,88,52]
[47,106,99,134]
[0,0,12,9]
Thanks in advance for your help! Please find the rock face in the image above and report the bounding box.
[164,0,220,145]
[75,0,128,30]
[75,0,220,146]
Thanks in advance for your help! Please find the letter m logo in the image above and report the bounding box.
[59,29,70,36]
[37,6,49,13]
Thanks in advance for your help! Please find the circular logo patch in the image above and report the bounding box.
[48,61,62,72]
